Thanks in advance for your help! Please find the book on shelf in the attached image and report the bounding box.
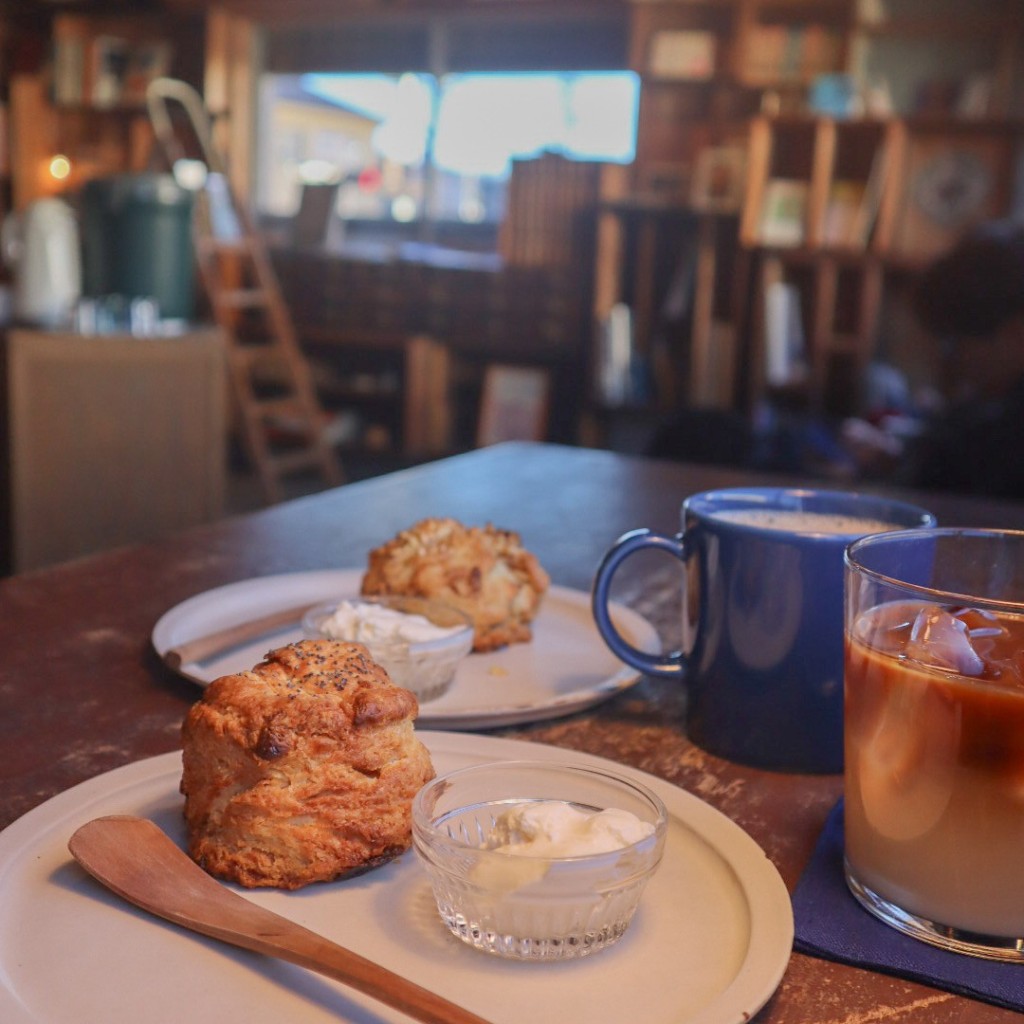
[758,178,808,247]
[764,280,807,387]
[850,141,891,247]
[648,30,717,80]
[821,139,891,248]
[823,180,867,247]
[744,24,843,82]
[745,25,787,81]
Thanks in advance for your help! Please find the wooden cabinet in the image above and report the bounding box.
[3,327,226,572]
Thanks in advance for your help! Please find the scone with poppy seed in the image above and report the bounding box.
[361,517,550,652]
[180,639,434,889]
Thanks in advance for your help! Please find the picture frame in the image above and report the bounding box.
[648,30,717,81]
[757,178,809,247]
[90,35,130,107]
[690,146,747,213]
[476,364,550,447]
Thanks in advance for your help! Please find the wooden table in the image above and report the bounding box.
[3,442,1023,1022]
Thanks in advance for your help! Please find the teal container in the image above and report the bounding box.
[81,174,196,321]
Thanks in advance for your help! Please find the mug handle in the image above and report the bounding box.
[591,528,689,680]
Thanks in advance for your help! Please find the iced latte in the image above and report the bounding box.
[844,528,1024,959]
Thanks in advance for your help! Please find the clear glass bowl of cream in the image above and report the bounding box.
[302,595,473,702]
[412,760,668,960]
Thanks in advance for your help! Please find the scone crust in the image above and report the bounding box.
[361,517,550,652]
[180,639,434,889]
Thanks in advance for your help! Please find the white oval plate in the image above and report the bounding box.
[152,570,659,729]
[0,732,793,1024]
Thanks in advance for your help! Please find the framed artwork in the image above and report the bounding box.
[648,30,717,81]
[690,146,747,213]
[757,178,808,247]
[476,365,550,447]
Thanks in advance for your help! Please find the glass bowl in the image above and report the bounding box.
[302,595,473,702]
[412,760,668,961]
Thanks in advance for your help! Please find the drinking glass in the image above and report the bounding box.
[844,527,1024,960]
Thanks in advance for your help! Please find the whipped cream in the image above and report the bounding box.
[487,800,655,857]
[470,799,657,894]
[317,600,463,645]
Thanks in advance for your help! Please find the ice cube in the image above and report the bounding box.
[953,606,1008,641]
[906,606,986,676]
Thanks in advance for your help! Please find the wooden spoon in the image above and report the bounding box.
[69,815,491,1024]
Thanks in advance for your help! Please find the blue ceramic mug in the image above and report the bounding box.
[592,487,936,772]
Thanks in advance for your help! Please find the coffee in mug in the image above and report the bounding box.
[591,487,936,772]
[711,509,904,534]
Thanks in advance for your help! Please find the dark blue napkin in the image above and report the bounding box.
[792,799,1024,1012]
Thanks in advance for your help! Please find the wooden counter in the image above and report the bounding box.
[3,326,226,572]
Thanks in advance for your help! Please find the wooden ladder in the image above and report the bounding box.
[145,77,343,505]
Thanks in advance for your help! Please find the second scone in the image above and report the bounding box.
[180,639,435,889]
[361,517,550,652]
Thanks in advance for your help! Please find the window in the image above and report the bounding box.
[256,70,639,243]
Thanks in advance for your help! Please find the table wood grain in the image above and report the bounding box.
[3,442,1023,1023]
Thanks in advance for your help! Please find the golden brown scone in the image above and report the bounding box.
[180,639,434,889]
[361,517,550,652]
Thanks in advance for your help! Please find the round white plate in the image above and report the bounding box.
[0,733,793,1024]
[152,570,659,729]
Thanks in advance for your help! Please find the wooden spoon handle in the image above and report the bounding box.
[162,601,320,669]
[69,816,492,1024]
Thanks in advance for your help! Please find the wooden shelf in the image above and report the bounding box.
[597,1,1022,433]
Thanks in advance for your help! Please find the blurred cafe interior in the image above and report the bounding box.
[0,0,1021,572]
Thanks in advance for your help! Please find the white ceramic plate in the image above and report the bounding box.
[0,733,793,1024]
[152,570,659,729]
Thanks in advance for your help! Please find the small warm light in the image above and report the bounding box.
[49,155,72,181]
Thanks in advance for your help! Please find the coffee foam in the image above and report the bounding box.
[713,508,902,536]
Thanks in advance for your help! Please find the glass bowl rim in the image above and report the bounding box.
[412,758,670,863]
